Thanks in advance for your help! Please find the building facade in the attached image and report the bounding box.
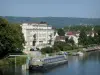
[65,32,79,45]
[21,22,55,51]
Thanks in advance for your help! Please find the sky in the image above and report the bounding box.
[0,0,100,18]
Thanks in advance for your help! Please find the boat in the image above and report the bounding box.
[29,55,68,71]
[72,52,79,56]
[77,51,84,56]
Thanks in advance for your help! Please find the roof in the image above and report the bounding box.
[67,32,73,35]
[66,31,80,36]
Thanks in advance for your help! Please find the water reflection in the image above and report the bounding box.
[29,63,68,75]
[0,66,15,75]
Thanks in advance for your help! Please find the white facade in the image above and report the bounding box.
[68,35,79,44]
[65,32,79,45]
[21,23,55,51]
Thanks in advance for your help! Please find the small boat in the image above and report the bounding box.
[72,52,78,56]
[29,55,68,71]
[77,51,84,56]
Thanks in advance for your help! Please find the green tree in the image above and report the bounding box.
[68,38,74,46]
[78,30,88,47]
[65,37,69,43]
[64,25,92,32]
[0,17,25,58]
[96,29,100,44]
[54,41,66,51]
[63,44,72,51]
[93,33,99,44]
[57,28,65,36]
[53,45,60,52]
[68,38,75,49]
[41,47,53,54]
[87,35,95,45]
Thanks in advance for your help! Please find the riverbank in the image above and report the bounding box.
[66,48,85,55]
[44,45,100,56]
[43,48,85,56]
[0,56,27,66]
[0,46,99,66]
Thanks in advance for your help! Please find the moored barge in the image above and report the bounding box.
[29,55,68,71]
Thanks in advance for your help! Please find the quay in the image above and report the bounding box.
[83,46,100,52]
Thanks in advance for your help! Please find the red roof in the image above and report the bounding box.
[67,32,73,35]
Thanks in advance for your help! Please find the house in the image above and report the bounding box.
[21,22,55,51]
[55,36,66,42]
[65,31,79,45]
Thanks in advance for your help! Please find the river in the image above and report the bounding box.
[0,51,100,75]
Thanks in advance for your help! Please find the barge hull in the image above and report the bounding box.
[29,60,68,71]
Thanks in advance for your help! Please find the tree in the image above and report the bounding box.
[63,45,72,51]
[93,33,99,44]
[41,47,53,54]
[57,28,65,36]
[64,25,92,32]
[87,35,95,45]
[54,41,66,51]
[0,17,25,58]
[94,26,100,44]
[68,38,74,46]
[78,30,88,47]
[65,37,69,43]
[53,45,60,52]
[95,29,100,44]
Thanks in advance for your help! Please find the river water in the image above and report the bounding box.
[0,51,100,75]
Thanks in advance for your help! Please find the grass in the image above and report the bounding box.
[0,56,27,66]
[0,58,9,66]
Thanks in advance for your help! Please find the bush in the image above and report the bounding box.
[54,41,66,51]
[41,47,53,54]
[53,45,60,52]
[72,45,78,49]
[63,45,72,51]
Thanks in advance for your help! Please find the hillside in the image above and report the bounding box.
[1,16,100,28]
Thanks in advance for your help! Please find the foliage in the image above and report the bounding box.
[87,36,95,45]
[78,30,88,47]
[68,38,75,46]
[0,56,27,66]
[96,30,100,44]
[65,37,75,49]
[65,37,69,43]
[53,45,60,52]
[54,41,66,51]
[63,44,72,51]
[41,41,75,54]
[0,17,25,58]
[41,47,53,54]
[64,25,92,32]
[54,41,77,51]
[57,28,65,36]
[77,25,100,47]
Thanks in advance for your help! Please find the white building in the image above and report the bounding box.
[21,22,55,51]
[65,32,79,45]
